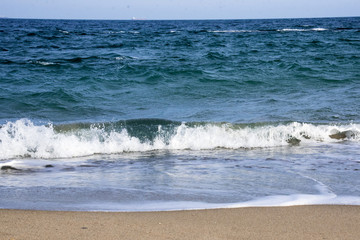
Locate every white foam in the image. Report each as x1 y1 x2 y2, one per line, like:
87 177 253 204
58 30 69 34
278 28 328 32
210 29 328 33
312 28 328 31
34 61 55 66
227 194 360 208
105 31 125 34
69 193 360 212
0 159 60 170
0 119 359 159
278 28 307 32
208 30 256 33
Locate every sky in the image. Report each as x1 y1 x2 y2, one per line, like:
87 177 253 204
1 0 359 20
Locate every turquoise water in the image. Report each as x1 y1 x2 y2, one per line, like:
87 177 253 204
0 17 360 211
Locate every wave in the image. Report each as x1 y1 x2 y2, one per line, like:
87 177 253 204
0 59 15 64
339 38 360 42
205 51 226 60
32 60 56 66
206 28 328 33
208 30 257 33
278 28 328 32
58 29 69 34
0 119 359 160
95 43 124 49
26 32 37 36
29 56 101 66
105 31 126 34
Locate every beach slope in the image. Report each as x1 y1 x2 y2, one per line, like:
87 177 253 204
1 205 359 240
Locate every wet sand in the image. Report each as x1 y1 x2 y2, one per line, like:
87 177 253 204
0 205 359 240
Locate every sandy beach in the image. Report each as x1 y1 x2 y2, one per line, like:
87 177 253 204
0 205 359 240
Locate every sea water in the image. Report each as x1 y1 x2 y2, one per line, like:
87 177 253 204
0 17 360 211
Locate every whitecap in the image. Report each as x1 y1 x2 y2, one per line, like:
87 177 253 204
278 28 328 32
34 61 55 66
0 119 359 160
106 31 125 34
278 28 307 32
58 30 69 34
208 30 256 33
312 27 328 31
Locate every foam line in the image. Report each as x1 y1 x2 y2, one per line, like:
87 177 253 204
0 119 359 159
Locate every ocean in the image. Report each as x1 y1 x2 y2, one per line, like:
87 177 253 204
0 17 360 211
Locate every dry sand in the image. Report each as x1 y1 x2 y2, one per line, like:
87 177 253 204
0 205 359 240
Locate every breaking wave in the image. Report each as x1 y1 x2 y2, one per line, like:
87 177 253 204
278 28 328 32
207 28 328 33
0 119 359 159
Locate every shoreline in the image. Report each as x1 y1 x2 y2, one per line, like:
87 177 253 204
1 205 360 239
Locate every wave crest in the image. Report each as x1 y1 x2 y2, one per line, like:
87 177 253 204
0 119 359 159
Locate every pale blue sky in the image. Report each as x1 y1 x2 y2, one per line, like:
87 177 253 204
1 0 359 20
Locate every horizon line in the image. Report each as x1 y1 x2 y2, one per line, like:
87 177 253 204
0 15 359 21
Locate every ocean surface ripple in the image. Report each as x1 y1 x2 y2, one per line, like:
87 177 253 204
1 17 359 124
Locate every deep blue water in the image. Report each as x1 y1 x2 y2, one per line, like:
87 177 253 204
1 17 360 124
0 17 360 211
